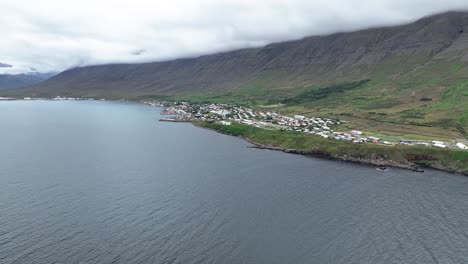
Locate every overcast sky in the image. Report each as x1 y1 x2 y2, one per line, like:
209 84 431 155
1 0 468 74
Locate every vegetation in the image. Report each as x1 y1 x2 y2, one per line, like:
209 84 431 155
282 80 370 105
196 121 468 175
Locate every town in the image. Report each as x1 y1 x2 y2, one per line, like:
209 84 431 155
144 100 468 150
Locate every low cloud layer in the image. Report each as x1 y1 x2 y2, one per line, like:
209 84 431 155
1 0 468 74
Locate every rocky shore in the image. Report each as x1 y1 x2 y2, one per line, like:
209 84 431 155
245 138 425 173
191 121 468 176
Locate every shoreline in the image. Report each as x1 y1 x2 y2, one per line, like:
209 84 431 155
3 99 466 176
190 121 468 176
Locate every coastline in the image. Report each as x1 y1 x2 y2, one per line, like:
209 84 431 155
3 98 466 176
190 121 468 176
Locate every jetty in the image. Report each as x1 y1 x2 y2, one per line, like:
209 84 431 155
159 118 191 123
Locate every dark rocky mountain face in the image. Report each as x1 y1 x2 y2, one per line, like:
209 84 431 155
16 11 468 98
0 73 55 90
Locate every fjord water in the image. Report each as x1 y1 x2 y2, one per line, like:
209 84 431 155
1 101 468 264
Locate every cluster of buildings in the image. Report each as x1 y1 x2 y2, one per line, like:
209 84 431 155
328 131 393 145
49 96 110 101
145 100 468 150
150 101 343 135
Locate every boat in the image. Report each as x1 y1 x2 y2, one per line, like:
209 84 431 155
376 166 388 172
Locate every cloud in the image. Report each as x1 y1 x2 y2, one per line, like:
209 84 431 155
1 0 468 74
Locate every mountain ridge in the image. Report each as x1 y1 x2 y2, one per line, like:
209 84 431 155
0 73 56 90
3 11 468 137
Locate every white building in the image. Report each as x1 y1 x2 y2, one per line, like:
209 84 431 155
456 143 468 150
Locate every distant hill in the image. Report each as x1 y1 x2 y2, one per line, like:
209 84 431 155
0 73 55 90
4 11 468 137
0 62 12 68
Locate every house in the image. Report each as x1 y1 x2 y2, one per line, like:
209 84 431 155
417 142 430 146
456 143 468 150
351 130 363 135
400 139 425 145
432 141 447 148
210 109 231 117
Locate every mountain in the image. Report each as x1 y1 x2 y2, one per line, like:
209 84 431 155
4 11 468 138
0 73 55 90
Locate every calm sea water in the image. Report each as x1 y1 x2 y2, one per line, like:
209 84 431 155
1 100 468 264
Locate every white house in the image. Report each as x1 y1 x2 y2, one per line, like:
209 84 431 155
456 143 468 150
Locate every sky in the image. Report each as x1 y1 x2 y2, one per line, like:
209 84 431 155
1 0 468 74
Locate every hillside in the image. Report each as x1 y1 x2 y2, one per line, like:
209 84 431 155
0 73 55 90
4 11 468 138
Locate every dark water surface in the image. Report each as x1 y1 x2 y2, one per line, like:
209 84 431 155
1 100 468 264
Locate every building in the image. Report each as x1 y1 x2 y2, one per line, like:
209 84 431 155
456 143 468 150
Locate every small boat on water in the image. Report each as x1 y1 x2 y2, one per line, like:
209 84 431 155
376 166 388 172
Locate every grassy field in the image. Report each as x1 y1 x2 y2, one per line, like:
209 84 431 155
196 121 468 175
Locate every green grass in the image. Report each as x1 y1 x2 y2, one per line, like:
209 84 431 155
197 121 468 173
282 80 370 105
